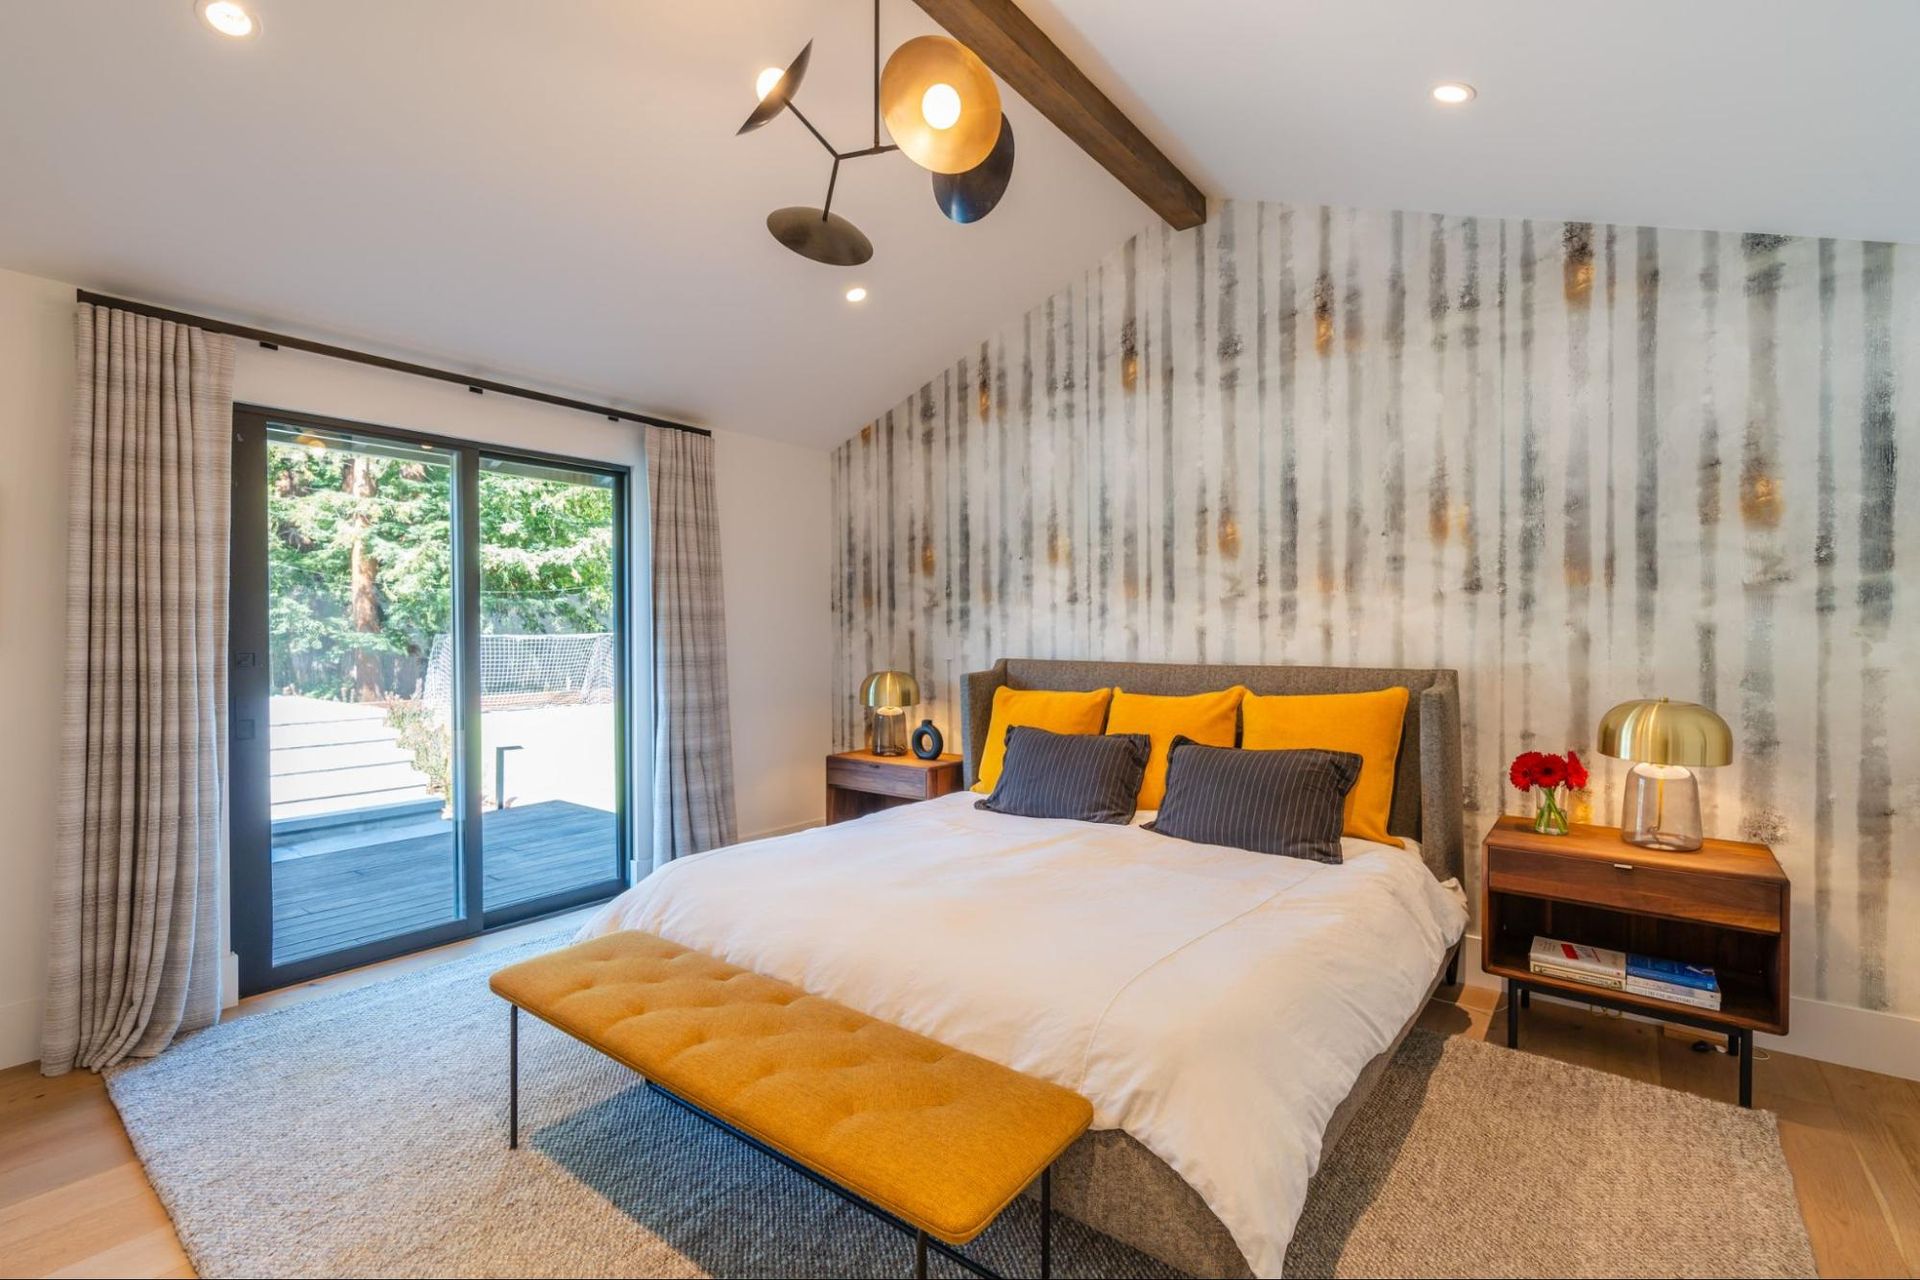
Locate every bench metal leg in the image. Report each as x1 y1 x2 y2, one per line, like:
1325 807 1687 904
509 1004 520 1150
649 1078 1019 1279
1040 1166 1052 1280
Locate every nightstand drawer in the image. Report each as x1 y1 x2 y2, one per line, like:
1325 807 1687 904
1488 846 1782 932
826 756 938 800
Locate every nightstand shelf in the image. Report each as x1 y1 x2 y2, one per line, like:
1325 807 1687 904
825 751 964 824
1483 937 1777 1031
1481 815 1790 1106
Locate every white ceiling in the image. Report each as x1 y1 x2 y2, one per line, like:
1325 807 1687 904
1027 0 1920 247
0 2 1913 450
0 1 1146 448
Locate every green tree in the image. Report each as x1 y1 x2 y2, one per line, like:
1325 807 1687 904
266 443 613 702
477 470 615 635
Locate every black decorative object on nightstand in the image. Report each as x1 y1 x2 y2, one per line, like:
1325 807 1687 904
911 719 944 760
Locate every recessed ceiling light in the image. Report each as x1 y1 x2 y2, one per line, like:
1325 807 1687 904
197 0 259 39
755 66 786 100
1432 82 1476 105
845 286 868 303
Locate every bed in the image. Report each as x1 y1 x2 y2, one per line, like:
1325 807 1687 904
582 659 1469 1278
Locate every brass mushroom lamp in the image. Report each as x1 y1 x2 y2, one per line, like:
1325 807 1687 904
860 669 921 757
1596 698 1733 851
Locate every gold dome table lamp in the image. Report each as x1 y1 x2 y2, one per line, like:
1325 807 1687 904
860 670 920 757
1596 698 1733 851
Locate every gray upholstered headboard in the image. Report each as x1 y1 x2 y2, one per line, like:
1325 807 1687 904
960 659 1465 886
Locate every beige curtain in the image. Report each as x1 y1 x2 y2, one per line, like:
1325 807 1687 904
41 305 235 1075
646 425 737 867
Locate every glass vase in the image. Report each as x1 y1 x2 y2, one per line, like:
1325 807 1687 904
1531 787 1570 836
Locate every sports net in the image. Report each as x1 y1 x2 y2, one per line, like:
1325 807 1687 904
418 632 615 714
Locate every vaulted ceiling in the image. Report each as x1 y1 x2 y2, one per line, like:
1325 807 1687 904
1027 0 1920 247
0 1 1912 449
0 1 1148 447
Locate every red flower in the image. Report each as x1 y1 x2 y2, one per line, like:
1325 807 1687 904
1511 749 1587 792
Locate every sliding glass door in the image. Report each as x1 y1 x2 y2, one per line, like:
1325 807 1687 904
253 423 463 969
477 457 625 912
230 407 629 995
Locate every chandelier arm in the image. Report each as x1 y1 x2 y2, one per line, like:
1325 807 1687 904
783 102 840 160
822 154 842 220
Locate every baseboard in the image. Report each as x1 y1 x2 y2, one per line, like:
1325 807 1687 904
1454 931 1919 1083
1755 993 1920 1082
0 994 41 1072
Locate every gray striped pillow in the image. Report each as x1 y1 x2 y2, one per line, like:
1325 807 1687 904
976 725 1152 824
1146 736 1363 863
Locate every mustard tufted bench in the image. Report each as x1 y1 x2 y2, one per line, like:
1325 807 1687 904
489 930 1093 1279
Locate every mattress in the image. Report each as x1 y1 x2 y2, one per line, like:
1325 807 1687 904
581 792 1467 1277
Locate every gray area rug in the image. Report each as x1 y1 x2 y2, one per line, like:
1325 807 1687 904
108 935 1815 1278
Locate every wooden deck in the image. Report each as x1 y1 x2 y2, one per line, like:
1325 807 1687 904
271 800 620 964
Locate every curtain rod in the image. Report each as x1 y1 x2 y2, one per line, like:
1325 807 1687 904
75 289 711 438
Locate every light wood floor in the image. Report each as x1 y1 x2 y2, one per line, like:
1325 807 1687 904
2 940 1915 1279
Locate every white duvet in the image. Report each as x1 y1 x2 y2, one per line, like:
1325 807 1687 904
581 792 1467 1277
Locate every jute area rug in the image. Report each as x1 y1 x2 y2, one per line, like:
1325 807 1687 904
106 935 1815 1278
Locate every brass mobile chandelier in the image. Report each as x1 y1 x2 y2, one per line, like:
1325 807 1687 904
739 1 1016 266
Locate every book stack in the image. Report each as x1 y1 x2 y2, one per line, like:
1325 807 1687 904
1528 937 1624 989
1528 936 1722 1011
1625 953 1722 1010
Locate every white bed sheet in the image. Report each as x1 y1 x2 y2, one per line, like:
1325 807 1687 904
581 792 1466 1277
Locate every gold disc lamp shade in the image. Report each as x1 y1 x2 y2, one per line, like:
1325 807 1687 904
880 36 1002 174
1596 698 1733 851
766 205 874 266
861 669 921 756
737 40 812 134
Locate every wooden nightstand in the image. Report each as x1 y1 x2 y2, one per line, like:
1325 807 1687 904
1481 815 1790 1107
825 751 964 825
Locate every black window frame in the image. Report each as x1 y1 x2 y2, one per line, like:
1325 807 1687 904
229 403 633 996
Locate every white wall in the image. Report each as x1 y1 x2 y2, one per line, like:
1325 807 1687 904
0 266 832 1069
0 268 76 1071
713 431 832 840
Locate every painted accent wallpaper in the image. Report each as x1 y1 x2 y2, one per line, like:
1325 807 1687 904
830 200 1916 1018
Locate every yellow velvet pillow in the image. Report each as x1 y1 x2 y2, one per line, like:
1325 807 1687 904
1239 687 1410 845
1105 687 1246 809
971 686 1115 793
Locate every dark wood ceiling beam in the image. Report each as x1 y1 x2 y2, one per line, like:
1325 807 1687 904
912 0 1207 229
